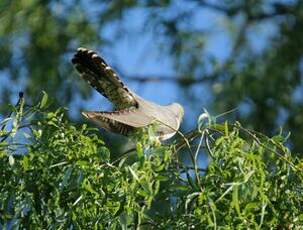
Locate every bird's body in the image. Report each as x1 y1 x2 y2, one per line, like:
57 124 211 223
72 48 184 140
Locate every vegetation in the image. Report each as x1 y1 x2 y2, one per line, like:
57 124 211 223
1 1 303 152
0 94 302 229
1 1 303 228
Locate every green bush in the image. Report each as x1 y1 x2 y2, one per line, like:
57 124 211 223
0 94 302 229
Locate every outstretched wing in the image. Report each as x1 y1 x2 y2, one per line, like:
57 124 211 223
72 48 138 110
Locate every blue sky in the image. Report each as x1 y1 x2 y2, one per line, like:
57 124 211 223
68 2 279 134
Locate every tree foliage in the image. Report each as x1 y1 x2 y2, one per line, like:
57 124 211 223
1 0 303 228
0 94 302 229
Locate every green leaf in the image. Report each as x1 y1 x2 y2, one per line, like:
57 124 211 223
119 213 128 230
22 156 29 171
185 192 200 213
62 167 72 187
232 184 241 216
128 166 139 181
9 155 15 166
39 91 48 109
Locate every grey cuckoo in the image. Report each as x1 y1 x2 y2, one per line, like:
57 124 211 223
72 48 184 140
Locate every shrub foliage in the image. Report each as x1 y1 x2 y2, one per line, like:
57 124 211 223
0 94 302 229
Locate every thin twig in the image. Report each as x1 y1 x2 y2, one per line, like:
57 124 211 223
111 147 136 165
193 129 205 191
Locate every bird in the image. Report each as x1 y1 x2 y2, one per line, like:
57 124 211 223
71 47 184 141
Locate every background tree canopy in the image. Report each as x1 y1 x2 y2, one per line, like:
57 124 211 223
0 1 302 152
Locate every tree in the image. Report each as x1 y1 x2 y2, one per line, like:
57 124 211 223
1 1 303 228
0 94 302 228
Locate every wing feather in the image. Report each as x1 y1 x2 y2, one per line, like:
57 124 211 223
82 110 156 128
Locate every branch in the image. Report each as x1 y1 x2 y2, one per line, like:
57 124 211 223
193 0 292 20
192 0 242 16
248 3 293 21
0 92 25 143
123 73 217 85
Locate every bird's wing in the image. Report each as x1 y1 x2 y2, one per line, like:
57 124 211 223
82 109 156 128
72 48 138 110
